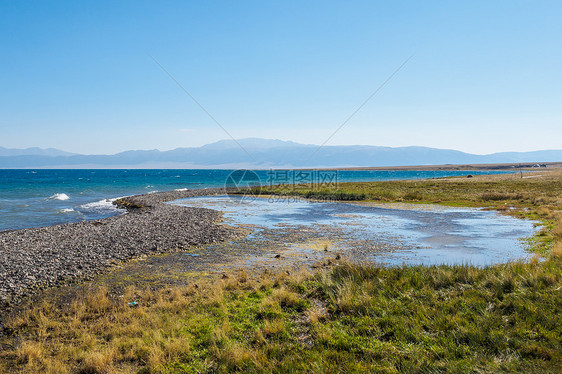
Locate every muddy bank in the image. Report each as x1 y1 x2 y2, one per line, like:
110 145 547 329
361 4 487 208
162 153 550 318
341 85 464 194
0 188 236 308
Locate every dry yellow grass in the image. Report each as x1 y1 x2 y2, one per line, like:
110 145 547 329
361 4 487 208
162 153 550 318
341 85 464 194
551 242 562 258
262 319 285 336
82 348 116 373
16 341 43 366
552 214 562 238
306 306 327 324
271 288 301 309
0 279 220 373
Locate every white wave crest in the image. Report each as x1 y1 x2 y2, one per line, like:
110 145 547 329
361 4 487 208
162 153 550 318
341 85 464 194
59 208 75 213
174 188 188 192
80 198 123 213
49 193 70 201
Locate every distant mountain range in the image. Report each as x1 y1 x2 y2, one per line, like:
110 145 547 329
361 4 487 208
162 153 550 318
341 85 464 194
0 146 76 157
1 138 561 168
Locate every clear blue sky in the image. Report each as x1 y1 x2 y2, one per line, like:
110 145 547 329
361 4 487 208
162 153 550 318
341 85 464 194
1 1 561 155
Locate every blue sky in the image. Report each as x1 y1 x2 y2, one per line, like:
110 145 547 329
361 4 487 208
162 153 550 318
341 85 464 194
1 1 561 155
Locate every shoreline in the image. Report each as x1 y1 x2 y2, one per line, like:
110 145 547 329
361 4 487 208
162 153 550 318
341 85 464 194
334 161 562 171
0 188 236 309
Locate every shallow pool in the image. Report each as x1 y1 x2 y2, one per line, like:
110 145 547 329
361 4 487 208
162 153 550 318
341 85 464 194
173 195 539 267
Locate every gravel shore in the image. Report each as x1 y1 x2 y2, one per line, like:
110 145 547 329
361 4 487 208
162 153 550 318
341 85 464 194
0 188 235 307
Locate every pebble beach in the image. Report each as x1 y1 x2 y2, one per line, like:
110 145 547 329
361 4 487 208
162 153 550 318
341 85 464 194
0 188 236 308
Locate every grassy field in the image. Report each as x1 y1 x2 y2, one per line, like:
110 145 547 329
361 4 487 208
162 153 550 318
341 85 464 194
1 171 561 373
251 171 562 213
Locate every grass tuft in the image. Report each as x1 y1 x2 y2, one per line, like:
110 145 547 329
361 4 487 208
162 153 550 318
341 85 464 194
80 348 116 373
551 241 562 258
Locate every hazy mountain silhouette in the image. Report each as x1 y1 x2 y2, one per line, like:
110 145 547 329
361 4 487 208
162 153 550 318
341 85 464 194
0 146 76 157
0 139 561 168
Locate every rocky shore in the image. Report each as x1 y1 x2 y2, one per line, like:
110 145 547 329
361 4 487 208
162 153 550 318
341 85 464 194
0 188 235 308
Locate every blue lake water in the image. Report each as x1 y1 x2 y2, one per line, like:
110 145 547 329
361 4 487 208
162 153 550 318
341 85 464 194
0 169 513 232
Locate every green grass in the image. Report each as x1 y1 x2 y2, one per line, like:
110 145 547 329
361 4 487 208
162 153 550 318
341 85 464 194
298 190 367 201
2 257 560 373
114 198 145 210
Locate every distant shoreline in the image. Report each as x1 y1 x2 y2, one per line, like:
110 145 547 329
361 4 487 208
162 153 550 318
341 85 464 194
334 161 562 171
2 161 561 171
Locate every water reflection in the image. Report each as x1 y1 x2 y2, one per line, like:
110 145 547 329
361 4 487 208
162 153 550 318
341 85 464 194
173 196 538 267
